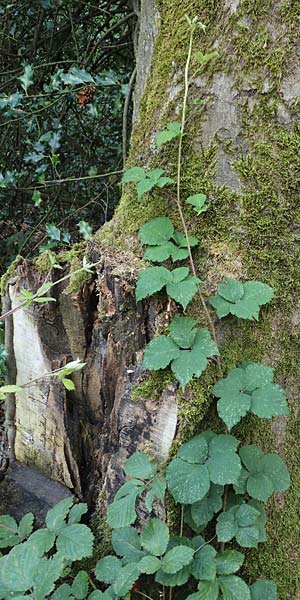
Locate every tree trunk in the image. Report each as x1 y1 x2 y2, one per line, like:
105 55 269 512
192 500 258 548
2 0 300 596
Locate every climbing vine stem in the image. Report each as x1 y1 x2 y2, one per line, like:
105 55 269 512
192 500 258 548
176 18 222 377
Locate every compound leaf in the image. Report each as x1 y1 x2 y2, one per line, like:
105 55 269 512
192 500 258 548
112 527 144 563
167 276 200 310
185 193 208 214
140 519 169 556
113 562 141 597
161 545 194 573
143 336 180 370
139 217 174 245
56 523 94 560
71 570 89 599
157 121 181 148
166 458 210 504
209 278 274 320
218 575 250 600
136 266 172 301
139 555 161 574
169 316 197 348
46 497 74 533
95 556 122 584
122 167 145 183
216 550 244 575
124 452 157 479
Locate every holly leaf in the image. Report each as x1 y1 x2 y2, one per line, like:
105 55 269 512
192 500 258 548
18 64 34 93
78 220 92 240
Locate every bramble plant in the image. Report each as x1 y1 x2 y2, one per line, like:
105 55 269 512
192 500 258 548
93 15 290 600
0 15 291 600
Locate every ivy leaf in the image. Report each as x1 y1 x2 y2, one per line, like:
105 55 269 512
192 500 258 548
218 575 251 599
156 121 181 148
143 335 181 370
250 580 277 599
237 445 290 501
213 363 289 431
161 546 194 573
32 190 42 207
139 217 174 245
166 275 200 310
166 458 210 504
209 278 274 320
124 452 157 479
136 266 172 301
185 193 208 214
140 519 169 556
95 556 122 584
18 64 34 93
169 316 197 348
78 220 92 240
56 523 94 560
216 550 245 575
112 527 145 563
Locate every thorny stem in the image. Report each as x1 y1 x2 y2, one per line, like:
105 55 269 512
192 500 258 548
135 592 156 600
176 21 222 378
180 504 184 537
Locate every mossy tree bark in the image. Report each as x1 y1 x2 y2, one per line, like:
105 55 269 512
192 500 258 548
2 0 300 596
99 1 300 596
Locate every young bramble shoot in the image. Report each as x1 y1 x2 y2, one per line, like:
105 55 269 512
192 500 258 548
122 166 174 200
156 121 181 148
139 216 199 263
213 362 289 431
136 266 200 310
209 277 274 319
185 193 208 215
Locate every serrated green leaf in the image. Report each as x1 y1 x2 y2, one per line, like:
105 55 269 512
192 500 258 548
71 571 89 599
122 167 145 183
155 564 191 587
51 582 73 600
170 245 189 261
34 554 65 600
18 513 34 537
216 550 244 575
4 542 41 592
251 383 289 418
171 347 208 389
139 555 161 574
172 230 199 248
68 503 88 525
210 279 274 320
145 476 166 512
139 217 174 245
46 496 74 532
143 242 176 262
218 278 244 303
107 490 139 528
95 556 122 584
191 484 223 526
217 392 251 432
250 580 277 599
136 178 156 200
113 562 141 597
169 316 197 348
238 445 290 501
136 266 172 301
56 523 94 560
140 519 169 556
185 193 208 214
156 121 181 147
114 479 145 501
143 335 180 371
167 275 200 310
216 511 238 543
124 451 157 479
197 579 220 600
27 528 56 554
112 527 144 563
207 435 241 485
177 434 208 464
166 458 210 504
88 592 112 600
161 545 194 573
0 515 19 548
218 574 251 599
191 545 217 581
